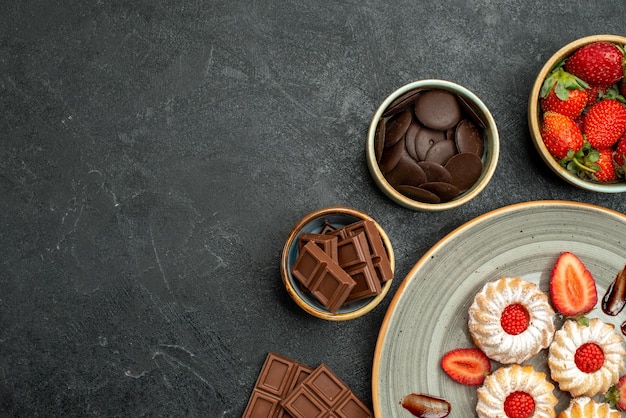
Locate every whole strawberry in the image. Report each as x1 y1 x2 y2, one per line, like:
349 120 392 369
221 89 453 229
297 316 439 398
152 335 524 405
584 99 626 149
541 111 584 159
540 67 589 118
614 134 626 175
592 148 618 182
565 41 625 86
586 85 608 107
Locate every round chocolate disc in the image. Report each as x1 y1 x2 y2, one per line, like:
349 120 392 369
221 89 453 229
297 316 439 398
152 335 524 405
420 181 461 202
374 118 385 162
455 119 484 156
395 185 441 204
424 139 457 165
404 121 420 161
378 136 405 173
444 152 483 192
384 154 427 187
384 109 412 148
414 89 462 131
383 89 423 117
417 160 453 183
415 126 446 161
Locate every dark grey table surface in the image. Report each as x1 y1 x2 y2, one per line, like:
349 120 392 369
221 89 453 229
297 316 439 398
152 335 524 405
2 1 625 416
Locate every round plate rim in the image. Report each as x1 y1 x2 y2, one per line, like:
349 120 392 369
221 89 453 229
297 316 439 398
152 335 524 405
371 199 626 417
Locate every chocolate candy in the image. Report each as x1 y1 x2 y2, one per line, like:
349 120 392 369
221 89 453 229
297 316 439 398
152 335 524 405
243 353 373 418
242 352 314 418
414 89 462 130
292 242 356 313
282 363 373 418
291 219 393 312
374 88 486 203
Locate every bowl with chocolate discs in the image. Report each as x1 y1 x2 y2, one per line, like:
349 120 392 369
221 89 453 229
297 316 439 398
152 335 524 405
528 34 626 192
366 79 500 211
280 206 394 321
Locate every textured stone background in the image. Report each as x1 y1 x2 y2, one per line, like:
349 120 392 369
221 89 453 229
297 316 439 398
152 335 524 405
1 0 625 416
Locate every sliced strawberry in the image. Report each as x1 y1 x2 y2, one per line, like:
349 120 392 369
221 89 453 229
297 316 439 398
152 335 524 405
549 252 598 317
440 348 490 386
606 374 626 411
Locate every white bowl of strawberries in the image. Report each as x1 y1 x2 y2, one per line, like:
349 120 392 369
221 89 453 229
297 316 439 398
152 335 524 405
529 34 626 193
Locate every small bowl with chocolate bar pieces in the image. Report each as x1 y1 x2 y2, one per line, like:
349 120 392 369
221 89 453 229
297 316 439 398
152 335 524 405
366 79 500 210
280 206 394 321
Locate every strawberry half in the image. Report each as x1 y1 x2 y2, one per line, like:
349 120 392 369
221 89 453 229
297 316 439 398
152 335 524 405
606 375 626 411
441 348 490 386
549 252 598 318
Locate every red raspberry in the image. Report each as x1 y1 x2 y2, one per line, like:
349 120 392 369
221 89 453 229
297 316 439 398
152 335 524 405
575 342 605 373
500 304 529 335
504 391 535 418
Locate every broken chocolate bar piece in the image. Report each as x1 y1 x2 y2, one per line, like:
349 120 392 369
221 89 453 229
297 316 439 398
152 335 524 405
281 363 373 418
242 352 314 418
343 220 393 283
337 232 381 302
297 233 338 262
292 242 356 313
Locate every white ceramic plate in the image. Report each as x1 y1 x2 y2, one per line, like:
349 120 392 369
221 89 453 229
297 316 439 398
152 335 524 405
372 200 626 417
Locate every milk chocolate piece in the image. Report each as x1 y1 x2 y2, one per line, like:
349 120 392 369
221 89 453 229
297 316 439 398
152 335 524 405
424 139 457 165
396 185 441 204
418 161 453 183
344 220 393 283
415 126 446 161
383 109 412 149
319 219 337 235
384 154 427 187
293 242 356 313
282 364 373 418
337 233 381 302
445 152 483 192
455 119 484 156
414 89 462 131
243 352 314 418
298 233 338 262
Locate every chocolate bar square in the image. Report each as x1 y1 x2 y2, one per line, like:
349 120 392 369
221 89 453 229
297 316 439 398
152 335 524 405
242 353 313 418
281 364 373 418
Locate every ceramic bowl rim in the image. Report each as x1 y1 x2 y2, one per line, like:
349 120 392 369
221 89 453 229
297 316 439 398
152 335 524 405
366 79 500 211
527 34 626 193
280 206 394 321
